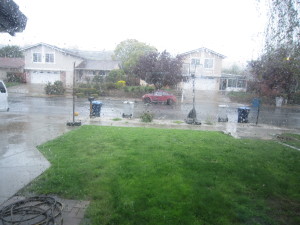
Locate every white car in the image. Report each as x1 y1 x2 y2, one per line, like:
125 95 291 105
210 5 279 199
0 80 9 112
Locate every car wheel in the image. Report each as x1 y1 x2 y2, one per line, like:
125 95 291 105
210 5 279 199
144 98 151 103
167 99 174 105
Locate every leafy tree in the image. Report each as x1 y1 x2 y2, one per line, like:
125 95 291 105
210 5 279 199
133 50 183 89
265 0 300 50
248 45 300 99
106 69 126 83
113 39 157 84
0 45 23 58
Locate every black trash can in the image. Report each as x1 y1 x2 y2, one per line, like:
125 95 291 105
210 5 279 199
91 101 102 117
237 107 250 123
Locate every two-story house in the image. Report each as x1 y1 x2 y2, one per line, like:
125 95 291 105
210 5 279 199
22 43 85 87
180 47 226 91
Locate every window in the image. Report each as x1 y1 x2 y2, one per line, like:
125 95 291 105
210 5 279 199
191 58 200 65
237 79 246 88
33 53 41 62
204 59 213 69
45 53 54 63
228 78 237 87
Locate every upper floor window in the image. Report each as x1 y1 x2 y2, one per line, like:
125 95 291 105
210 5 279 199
191 58 200 65
33 53 42 63
45 53 54 63
204 59 214 69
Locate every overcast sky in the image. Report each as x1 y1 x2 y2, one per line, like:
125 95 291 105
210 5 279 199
1 0 267 65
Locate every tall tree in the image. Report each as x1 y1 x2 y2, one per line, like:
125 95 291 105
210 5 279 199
133 50 183 89
113 39 157 77
249 45 300 99
0 45 23 58
265 0 300 51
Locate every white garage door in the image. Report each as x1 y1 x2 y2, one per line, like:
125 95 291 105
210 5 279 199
183 77 218 91
31 71 60 84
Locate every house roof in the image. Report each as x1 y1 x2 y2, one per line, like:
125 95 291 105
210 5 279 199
0 0 27 35
68 49 114 60
0 57 24 68
22 43 85 59
76 60 120 71
180 47 226 59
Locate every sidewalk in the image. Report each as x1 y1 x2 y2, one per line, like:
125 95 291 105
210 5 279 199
82 116 298 140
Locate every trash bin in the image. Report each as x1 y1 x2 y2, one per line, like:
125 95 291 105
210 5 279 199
122 101 134 118
91 101 102 117
237 107 250 123
218 105 228 122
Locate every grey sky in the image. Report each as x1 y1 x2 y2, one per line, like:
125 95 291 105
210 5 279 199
1 0 267 64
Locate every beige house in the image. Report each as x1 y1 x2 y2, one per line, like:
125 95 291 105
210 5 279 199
180 48 225 91
22 43 84 87
0 57 24 80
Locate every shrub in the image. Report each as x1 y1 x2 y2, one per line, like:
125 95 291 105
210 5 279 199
93 75 104 83
106 69 126 83
104 82 117 90
44 81 65 95
116 80 126 88
7 72 26 83
140 112 154 123
290 91 300 104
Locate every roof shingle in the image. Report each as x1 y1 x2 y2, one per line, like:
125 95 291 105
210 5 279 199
0 57 24 68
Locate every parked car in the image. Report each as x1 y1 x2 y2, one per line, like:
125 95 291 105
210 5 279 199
0 80 9 112
142 90 176 105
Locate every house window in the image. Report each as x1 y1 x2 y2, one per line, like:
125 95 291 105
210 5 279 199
191 58 200 65
228 78 237 87
237 79 246 88
204 59 213 69
33 53 42 62
45 53 54 63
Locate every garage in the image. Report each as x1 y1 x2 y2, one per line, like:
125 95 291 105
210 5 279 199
30 71 60 84
183 77 218 91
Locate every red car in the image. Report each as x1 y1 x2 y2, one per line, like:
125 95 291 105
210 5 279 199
142 90 176 105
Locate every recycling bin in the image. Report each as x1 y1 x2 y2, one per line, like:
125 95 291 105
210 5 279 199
237 106 250 123
122 101 134 118
91 101 102 117
218 105 228 122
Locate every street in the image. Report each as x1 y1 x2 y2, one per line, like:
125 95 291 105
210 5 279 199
5 95 300 129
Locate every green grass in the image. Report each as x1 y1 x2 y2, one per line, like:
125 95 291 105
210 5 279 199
5 81 22 87
173 120 184 124
111 118 122 121
25 126 300 225
277 133 300 149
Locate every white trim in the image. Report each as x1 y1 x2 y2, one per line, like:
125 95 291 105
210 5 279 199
25 67 62 71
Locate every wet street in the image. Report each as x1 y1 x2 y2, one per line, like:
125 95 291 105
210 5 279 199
5 95 300 129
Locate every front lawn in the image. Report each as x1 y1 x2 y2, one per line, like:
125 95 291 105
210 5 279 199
26 126 300 225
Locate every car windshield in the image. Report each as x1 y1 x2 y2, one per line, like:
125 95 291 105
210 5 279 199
0 0 299 225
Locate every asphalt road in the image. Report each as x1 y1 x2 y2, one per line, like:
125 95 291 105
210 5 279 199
5 95 300 129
